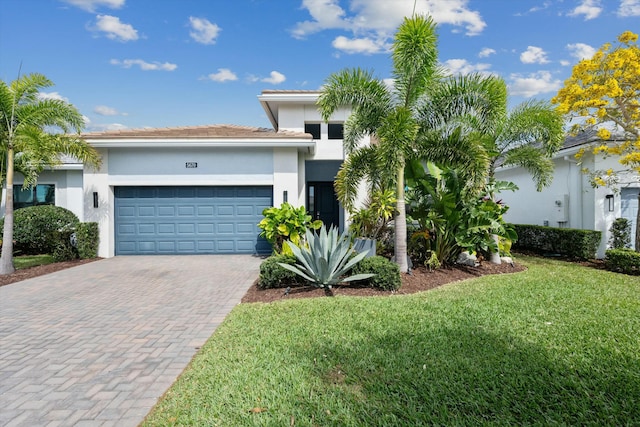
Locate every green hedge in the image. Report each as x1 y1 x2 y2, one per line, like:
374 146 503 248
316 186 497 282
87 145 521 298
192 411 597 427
351 255 401 291
76 222 99 259
1 205 79 256
604 249 640 275
512 224 601 260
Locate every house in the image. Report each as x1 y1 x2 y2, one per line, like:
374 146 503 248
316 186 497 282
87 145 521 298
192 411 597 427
3 90 365 258
495 131 640 257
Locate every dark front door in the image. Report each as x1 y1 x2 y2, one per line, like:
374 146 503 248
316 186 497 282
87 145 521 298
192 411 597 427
308 182 340 229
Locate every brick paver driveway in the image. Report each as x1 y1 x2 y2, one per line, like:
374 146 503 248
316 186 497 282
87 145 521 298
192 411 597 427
0 255 262 427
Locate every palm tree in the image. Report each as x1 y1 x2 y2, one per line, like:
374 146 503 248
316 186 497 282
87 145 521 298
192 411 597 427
419 74 564 262
318 15 440 273
0 73 101 274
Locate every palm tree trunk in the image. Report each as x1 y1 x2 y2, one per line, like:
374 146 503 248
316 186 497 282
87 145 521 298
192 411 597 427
395 165 409 273
0 147 16 275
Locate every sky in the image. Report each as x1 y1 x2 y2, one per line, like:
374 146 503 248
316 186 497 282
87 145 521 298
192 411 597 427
1 0 638 132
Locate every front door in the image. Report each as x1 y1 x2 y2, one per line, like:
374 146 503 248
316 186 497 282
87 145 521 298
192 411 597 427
307 182 340 229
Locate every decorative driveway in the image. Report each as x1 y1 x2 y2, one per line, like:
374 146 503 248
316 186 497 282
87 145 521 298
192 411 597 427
0 255 262 427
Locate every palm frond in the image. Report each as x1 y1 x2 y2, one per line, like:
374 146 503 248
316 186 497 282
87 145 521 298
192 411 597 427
502 145 555 191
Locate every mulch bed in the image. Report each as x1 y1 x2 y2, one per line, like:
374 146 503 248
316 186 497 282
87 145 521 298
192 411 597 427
0 258 100 288
241 260 527 303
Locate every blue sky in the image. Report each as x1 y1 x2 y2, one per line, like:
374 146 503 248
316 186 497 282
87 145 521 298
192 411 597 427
1 0 638 132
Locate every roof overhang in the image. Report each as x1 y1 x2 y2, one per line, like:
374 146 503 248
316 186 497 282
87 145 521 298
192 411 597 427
86 137 316 153
258 91 321 131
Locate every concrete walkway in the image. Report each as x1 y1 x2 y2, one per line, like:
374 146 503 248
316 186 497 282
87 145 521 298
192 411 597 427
0 255 262 427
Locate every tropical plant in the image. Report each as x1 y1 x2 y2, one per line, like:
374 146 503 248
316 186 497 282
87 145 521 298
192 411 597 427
418 74 563 263
258 203 322 254
278 225 374 295
552 30 640 249
348 189 396 239
406 161 517 265
0 72 101 274
318 14 441 273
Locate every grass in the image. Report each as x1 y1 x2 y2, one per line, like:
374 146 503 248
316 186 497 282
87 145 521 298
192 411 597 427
14 254 55 270
143 256 640 426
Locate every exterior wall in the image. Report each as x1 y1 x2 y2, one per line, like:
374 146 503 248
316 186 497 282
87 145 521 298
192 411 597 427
84 147 279 258
1 169 84 220
277 104 352 160
496 151 640 258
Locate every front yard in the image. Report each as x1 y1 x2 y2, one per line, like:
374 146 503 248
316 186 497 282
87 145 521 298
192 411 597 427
144 256 639 426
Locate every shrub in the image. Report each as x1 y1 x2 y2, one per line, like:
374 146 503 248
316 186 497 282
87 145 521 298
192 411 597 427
258 254 304 289
609 218 632 249
258 203 322 254
1 205 79 255
512 224 601 260
604 249 640 275
76 222 99 259
351 255 401 291
52 224 78 262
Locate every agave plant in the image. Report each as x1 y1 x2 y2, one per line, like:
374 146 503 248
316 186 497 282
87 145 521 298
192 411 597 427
278 225 374 294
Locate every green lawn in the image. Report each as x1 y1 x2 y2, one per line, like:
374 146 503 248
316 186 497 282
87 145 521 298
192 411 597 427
143 256 639 426
14 254 55 269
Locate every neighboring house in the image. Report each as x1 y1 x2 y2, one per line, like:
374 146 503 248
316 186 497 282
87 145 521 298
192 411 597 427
495 131 640 257
2 90 362 258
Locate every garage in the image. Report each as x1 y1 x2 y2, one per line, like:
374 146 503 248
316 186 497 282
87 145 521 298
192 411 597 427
114 186 272 255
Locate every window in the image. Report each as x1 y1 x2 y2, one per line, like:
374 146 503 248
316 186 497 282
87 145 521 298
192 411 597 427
304 123 321 139
14 184 55 209
328 123 344 140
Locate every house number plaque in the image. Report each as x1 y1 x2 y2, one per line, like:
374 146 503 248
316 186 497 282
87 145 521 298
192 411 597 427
185 162 198 168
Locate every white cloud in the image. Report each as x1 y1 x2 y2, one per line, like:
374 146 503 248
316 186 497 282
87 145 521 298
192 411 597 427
560 60 571 66
86 122 128 132
37 92 69 102
520 46 549 64
618 0 640 16
292 0 486 46
332 36 385 54
508 71 562 97
441 59 492 75
92 14 138 41
478 47 496 58
61 0 124 12
568 0 602 20
188 17 220 45
205 68 238 82
93 105 124 116
110 59 177 71
567 42 596 60
261 71 286 85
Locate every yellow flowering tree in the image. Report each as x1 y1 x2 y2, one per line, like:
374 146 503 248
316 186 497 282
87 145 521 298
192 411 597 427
553 30 640 250
553 30 639 187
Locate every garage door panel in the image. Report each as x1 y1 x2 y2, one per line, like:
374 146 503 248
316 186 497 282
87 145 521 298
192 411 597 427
115 186 271 255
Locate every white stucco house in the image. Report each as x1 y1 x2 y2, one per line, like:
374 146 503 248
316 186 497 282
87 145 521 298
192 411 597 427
495 131 640 257
3 90 365 258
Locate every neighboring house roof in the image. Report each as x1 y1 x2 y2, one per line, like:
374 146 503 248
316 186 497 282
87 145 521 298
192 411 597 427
82 124 315 151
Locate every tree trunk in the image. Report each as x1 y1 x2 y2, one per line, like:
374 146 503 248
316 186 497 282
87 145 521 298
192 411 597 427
489 234 502 264
0 147 16 275
395 165 409 273
636 193 640 252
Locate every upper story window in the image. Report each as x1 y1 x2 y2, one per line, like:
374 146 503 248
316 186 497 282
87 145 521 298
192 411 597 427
304 123 321 139
14 184 55 209
328 123 344 140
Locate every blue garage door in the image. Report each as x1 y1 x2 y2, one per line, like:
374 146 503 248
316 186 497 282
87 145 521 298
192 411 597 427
115 186 272 255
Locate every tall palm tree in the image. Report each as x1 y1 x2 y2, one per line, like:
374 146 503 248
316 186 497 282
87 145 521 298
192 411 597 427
0 73 101 274
318 15 440 273
419 74 564 262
